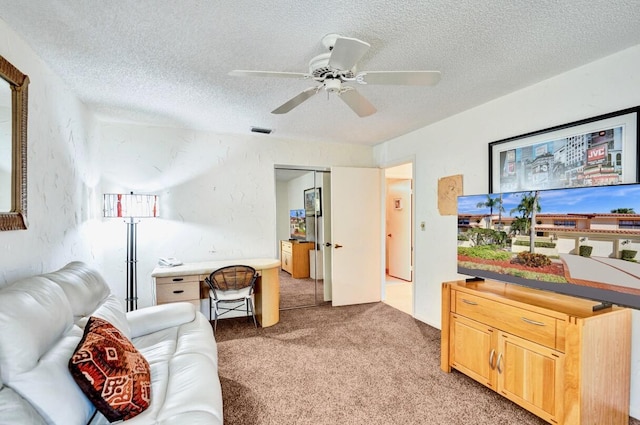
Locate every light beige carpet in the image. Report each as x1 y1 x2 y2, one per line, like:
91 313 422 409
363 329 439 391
278 269 325 309
214 302 638 425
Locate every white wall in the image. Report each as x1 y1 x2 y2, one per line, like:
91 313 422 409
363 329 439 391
374 44 640 419
97 122 374 308
0 18 100 287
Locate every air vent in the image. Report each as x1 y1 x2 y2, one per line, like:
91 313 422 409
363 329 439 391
251 126 273 134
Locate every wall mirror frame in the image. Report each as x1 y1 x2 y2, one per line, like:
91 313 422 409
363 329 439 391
0 55 29 231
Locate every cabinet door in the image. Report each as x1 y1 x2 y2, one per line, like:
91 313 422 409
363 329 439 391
282 250 293 274
450 314 497 389
497 332 563 423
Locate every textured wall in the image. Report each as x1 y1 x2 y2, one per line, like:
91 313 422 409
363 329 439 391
374 44 640 419
0 18 100 287
96 123 374 308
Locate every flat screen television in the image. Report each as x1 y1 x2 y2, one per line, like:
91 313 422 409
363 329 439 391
289 209 306 241
457 183 640 309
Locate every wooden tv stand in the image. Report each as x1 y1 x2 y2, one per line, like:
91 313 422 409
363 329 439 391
441 279 631 425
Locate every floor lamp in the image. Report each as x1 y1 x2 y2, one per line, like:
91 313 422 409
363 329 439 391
103 192 159 312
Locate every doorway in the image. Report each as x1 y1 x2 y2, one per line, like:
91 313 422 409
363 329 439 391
383 163 413 316
275 167 330 309
275 165 383 310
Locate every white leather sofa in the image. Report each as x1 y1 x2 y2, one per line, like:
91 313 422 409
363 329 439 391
0 261 223 424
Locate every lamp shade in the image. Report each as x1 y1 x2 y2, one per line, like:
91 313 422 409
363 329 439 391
103 193 159 218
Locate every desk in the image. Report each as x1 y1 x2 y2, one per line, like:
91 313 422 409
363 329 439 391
151 258 281 327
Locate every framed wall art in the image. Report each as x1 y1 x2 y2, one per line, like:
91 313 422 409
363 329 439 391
304 187 322 217
489 106 639 193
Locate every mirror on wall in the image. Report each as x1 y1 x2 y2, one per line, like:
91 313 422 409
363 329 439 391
0 55 29 231
275 167 330 309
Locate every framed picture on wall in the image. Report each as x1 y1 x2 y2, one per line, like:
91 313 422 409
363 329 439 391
488 106 639 193
304 187 322 217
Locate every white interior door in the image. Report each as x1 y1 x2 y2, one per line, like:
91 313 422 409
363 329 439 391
330 166 381 306
387 179 412 281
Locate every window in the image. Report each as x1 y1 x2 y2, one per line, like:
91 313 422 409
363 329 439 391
553 220 576 227
619 220 640 229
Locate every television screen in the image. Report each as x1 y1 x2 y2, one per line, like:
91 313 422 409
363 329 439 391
289 209 306 240
457 183 640 309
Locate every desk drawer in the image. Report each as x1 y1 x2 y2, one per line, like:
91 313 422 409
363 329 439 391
156 275 199 285
455 292 558 350
157 280 200 304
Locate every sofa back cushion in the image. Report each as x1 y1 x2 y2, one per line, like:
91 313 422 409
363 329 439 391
44 261 131 338
0 276 72 378
42 261 111 317
0 274 94 424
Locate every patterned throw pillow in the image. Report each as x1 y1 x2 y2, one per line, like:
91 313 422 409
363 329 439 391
68 316 151 422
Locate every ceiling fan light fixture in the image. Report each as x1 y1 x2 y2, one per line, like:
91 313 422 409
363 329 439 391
324 78 342 93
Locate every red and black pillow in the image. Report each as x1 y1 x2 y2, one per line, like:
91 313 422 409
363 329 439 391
69 316 151 422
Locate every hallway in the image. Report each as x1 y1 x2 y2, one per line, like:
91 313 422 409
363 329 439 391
383 275 412 315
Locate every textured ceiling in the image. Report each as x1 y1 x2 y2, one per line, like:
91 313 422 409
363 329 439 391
0 1 639 146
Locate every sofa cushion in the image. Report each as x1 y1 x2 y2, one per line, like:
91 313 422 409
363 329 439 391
78 294 132 339
0 385 47 425
69 316 151 422
0 276 73 379
46 262 131 338
0 276 94 425
43 262 111 315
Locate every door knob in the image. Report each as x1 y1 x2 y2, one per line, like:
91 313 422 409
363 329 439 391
334 244 343 249
387 234 392 237
324 242 332 247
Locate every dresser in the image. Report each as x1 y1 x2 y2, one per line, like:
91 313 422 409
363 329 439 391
441 279 631 425
280 240 314 278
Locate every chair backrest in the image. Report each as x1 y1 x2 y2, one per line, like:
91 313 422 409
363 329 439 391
206 265 257 294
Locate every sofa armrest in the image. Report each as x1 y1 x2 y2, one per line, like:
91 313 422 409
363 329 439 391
127 302 197 338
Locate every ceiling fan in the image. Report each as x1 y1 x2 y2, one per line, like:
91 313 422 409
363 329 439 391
229 34 441 117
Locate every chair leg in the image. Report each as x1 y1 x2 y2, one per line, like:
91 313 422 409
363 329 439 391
247 298 257 328
213 301 218 332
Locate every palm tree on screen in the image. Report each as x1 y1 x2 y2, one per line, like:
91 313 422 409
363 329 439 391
476 195 504 228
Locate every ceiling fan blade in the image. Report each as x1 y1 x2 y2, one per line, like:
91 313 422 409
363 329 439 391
229 70 310 79
339 88 376 117
271 87 319 114
355 70 441 86
328 36 370 71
